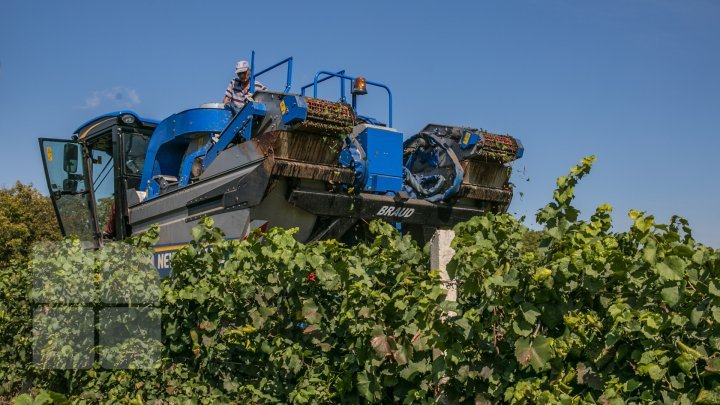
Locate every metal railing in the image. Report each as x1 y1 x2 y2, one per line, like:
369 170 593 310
249 51 294 93
300 70 346 102
302 71 393 127
246 51 393 127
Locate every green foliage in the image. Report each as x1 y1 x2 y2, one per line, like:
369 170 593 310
0 264 33 399
161 217 445 403
0 182 60 399
13 389 68 405
2 157 720 403
444 156 720 404
0 182 60 268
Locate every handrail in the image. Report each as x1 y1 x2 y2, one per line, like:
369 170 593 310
300 70 345 101
245 52 394 126
250 51 256 93
249 51 294 93
362 79 393 128
308 71 393 127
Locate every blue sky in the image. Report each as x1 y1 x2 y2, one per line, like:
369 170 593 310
1 0 718 246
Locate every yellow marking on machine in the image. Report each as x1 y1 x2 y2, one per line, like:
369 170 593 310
46 146 53 161
153 244 187 253
78 117 115 140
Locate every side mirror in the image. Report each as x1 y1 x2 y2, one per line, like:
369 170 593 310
63 143 79 174
62 178 78 193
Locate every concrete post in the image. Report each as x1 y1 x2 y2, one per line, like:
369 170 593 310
430 229 457 304
430 229 457 400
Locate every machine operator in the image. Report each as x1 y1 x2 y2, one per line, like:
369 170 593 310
223 60 267 111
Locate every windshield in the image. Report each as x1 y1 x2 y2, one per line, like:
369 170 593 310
123 131 150 190
40 139 95 242
87 133 115 235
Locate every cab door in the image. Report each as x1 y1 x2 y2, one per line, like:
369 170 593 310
39 138 100 247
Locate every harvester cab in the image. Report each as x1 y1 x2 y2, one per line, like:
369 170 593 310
40 111 157 246
39 53 523 271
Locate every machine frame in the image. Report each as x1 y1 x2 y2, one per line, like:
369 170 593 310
39 52 522 271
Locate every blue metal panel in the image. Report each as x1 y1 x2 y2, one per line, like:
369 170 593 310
139 108 233 194
459 130 480 150
280 95 308 125
368 175 404 194
357 127 404 193
165 108 233 136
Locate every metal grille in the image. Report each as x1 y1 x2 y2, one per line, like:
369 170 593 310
476 132 520 163
291 98 356 135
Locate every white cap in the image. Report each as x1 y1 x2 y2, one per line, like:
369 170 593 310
235 60 250 73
